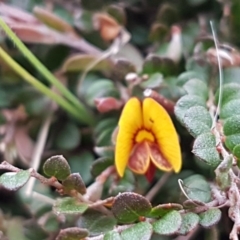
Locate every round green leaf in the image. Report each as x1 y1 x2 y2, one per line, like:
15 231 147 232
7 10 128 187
183 174 211 203
121 222 153 240
223 115 240 151
110 169 135 195
215 82 240 106
56 227 89 240
177 71 202 86
149 23 168 42
53 197 88 215
183 106 212 137
85 79 119 106
183 78 208 100
174 95 206 124
192 132 221 167
54 122 81 151
220 99 240 120
199 208 222 228
142 54 176 76
216 171 231 191
152 210 182 235
233 144 240 159
111 58 137 81
112 192 152 223
140 73 163 89
223 68 240 84
43 155 71 181
149 203 183 218
0 113 6 125
90 157 114 178
62 173 86 194
78 210 116 236
104 231 121 240
178 212 199 235
68 152 94 185
107 5 126 25
96 128 115 147
94 118 118 137
0 170 30 191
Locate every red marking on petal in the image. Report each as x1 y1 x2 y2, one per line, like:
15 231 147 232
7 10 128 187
128 141 150 174
145 161 156 183
148 142 172 172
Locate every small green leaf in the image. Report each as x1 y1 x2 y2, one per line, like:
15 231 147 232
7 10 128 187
43 155 71 181
104 231 122 240
110 169 135 195
183 106 212 137
223 68 240 84
223 115 240 151
94 117 118 137
62 54 114 72
112 192 152 223
149 203 183 218
33 7 74 34
85 79 119 107
199 208 222 228
233 144 240 159
96 128 115 147
53 197 88 215
107 5 126 25
192 132 221 167
0 170 30 191
78 210 116 236
121 222 153 240
215 83 240 106
174 95 206 124
183 79 208 100
68 152 94 185
220 99 240 120
186 57 210 82
216 171 230 191
0 113 6 124
56 227 89 240
149 23 168 42
177 71 202 86
140 73 163 89
215 156 232 190
90 157 114 178
111 59 137 81
62 173 86 194
153 210 182 235
142 54 176 76
54 122 81 150
178 212 199 235
183 174 211 203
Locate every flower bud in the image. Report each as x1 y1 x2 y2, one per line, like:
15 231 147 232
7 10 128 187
94 97 123 113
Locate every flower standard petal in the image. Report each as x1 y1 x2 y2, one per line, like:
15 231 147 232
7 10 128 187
128 141 150 174
115 98 143 177
143 98 182 173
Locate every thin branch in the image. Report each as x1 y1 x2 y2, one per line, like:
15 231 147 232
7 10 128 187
145 172 171 201
25 113 53 197
85 224 134 240
0 161 63 190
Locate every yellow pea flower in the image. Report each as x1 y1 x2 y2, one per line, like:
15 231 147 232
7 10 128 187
115 97 181 180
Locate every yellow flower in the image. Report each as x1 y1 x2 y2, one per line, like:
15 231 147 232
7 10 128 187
115 97 181 179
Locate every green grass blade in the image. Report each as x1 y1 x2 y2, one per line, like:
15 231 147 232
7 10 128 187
0 17 92 123
0 47 91 123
